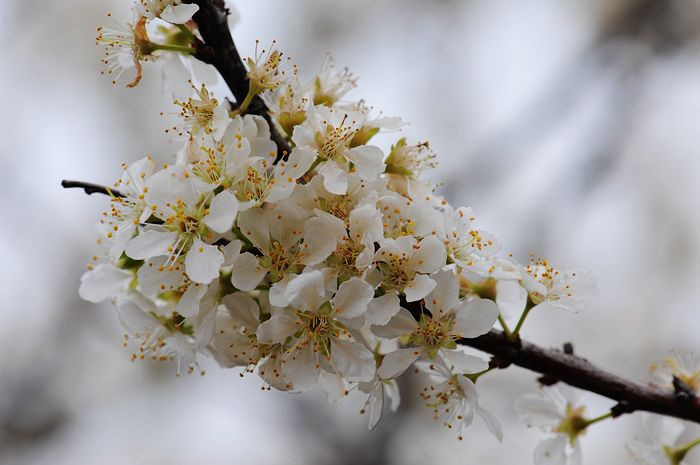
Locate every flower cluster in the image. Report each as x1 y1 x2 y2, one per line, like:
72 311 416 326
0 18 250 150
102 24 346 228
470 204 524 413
81 4 600 440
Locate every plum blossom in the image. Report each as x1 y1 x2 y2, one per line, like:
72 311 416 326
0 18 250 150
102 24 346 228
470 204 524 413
374 270 497 378
255 270 376 392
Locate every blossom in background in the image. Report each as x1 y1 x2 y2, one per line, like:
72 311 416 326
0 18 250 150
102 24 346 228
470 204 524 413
651 350 700 395
515 385 595 465
627 414 700 465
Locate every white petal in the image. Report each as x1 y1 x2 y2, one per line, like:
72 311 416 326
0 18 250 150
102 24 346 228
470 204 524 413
404 274 436 302
269 274 294 307
377 348 421 379
366 381 384 430
231 253 267 290
203 190 238 234
222 291 260 330
283 344 320 392
160 3 199 23
365 293 401 326
371 307 418 339
345 145 384 179
332 339 376 382
176 283 207 317
332 277 374 319
124 230 177 260
349 203 383 244
514 394 564 428
285 270 327 313
256 314 298 344
533 435 568 465
453 297 499 338
301 217 337 265
136 257 186 296
185 239 224 284
319 160 348 195
78 264 132 303
478 406 503 442
413 235 447 273
115 293 157 333
425 269 459 316
439 349 488 374
385 380 401 411
212 106 229 140
221 239 242 266
496 279 527 318
318 370 347 402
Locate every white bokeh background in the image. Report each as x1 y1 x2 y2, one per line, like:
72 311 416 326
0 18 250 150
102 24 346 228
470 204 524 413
2 0 700 463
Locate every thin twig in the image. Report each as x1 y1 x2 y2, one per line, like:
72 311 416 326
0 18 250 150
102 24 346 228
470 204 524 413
185 0 292 160
61 180 123 197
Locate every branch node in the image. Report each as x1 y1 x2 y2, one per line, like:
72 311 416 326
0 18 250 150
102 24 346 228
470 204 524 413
537 374 560 386
611 400 634 417
563 342 574 355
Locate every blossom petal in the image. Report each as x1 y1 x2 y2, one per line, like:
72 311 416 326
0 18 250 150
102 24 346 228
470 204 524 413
478 406 503 442
404 274 436 302
222 291 260 330
332 277 374 319
285 270 327 313
185 239 224 284
453 297 499 338
413 235 446 273
203 190 238 234
124 230 177 260
377 348 421 379
533 435 568 465
160 3 199 23
439 349 488 374
256 314 298 344
365 293 401 326
177 283 208 317
332 339 375 382
231 252 267 290
514 394 564 428
283 344 320 392
78 264 132 303
318 160 348 195
301 217 337 265
371 307 418 339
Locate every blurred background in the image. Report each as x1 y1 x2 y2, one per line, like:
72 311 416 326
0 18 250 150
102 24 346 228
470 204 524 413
2 0 700 463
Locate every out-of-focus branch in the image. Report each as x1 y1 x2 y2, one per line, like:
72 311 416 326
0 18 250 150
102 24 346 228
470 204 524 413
61 180 123 197
459 329 700 423
184 0 292 159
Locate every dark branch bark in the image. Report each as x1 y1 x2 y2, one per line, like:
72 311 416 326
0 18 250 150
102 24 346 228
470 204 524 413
61 180 123 197
185 0 292 160
458 329 700 423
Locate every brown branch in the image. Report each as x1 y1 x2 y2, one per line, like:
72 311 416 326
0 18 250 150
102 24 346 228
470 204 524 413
457 329 700 423
61 180 123 197
184 0 292 160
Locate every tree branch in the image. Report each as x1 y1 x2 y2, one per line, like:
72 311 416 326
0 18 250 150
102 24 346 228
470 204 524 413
61 180 123 197
63 177 700 423
458 329 700 423
185 0 292 160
